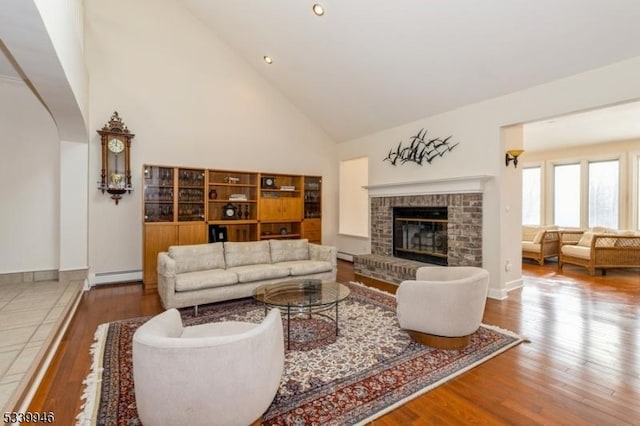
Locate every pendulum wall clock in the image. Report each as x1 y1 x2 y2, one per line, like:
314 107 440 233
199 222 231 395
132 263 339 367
97 111 134 205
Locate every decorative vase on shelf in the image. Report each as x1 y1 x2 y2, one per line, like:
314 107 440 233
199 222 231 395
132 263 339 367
209 189 218 200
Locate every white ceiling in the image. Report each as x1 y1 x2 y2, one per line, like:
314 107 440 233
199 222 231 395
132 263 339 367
2 0 640 145
524 101 640 151
183 0 640 142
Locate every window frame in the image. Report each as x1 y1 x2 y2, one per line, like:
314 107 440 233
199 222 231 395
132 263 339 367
550 161 582 228
537 153 625 229
522 165 543 225
587 158 620 229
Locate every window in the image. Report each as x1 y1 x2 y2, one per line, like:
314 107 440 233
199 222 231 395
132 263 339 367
588 160 619 229
522 167 541 225
554 163 581 227
339 157 369 237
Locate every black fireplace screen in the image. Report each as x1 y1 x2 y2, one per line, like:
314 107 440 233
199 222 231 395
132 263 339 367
393 206 448 266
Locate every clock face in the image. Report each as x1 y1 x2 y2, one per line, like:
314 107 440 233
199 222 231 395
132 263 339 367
265 178 274 186
223 203 236 218
108 138 125 154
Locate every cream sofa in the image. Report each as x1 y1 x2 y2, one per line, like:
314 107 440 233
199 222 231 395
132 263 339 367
559 228 640 275
522 225 560 265
157 239 337 311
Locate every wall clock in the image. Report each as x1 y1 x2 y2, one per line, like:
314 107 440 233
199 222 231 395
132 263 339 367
97 112 134 205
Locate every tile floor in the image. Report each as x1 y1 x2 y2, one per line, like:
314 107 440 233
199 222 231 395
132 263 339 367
0 279 82 411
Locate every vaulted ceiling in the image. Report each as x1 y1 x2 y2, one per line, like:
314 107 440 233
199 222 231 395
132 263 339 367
183 0 640 143
2 0 640 145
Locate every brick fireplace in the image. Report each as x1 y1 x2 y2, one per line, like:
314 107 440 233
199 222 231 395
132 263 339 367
355 190 483 285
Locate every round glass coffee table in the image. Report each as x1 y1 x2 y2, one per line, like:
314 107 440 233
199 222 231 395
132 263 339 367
254 279 351 349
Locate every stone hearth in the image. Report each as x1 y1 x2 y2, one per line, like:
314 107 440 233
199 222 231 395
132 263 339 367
355 192 482 285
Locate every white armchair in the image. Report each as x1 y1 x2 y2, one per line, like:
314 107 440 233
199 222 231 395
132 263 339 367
397 266 489 349
132 308 284 426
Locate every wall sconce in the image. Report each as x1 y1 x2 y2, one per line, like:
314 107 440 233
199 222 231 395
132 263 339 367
505 149 524 168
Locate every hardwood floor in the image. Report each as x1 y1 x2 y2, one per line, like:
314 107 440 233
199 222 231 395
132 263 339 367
29 260 639 424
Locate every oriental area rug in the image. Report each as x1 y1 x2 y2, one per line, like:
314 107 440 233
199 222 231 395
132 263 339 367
77 282 525 425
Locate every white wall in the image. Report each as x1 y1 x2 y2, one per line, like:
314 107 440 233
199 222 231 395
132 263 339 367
84 0 338 276
59 141 88 271
338 56 640 298
0 78 60 273
34 0 89 131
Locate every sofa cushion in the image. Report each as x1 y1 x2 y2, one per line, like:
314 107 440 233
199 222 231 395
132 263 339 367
226 264 290 283
561 244 591 260
276 260 333 276
577 232 595 247
532 231 544 244
175 269 238 292
169 243 225 274
270 239 310 263
521 242 541 253
591 226 615 233
522 226 539 242
224 241 272 268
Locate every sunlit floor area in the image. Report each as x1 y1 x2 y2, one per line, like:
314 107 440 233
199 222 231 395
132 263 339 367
0 279 82 411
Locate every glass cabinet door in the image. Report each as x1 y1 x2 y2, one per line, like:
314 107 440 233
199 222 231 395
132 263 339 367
143 166 174 222
304 176 322 218
177 168 205 221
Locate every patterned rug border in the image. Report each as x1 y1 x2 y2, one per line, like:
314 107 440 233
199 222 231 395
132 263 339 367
76 281 526 425
355 322 525 425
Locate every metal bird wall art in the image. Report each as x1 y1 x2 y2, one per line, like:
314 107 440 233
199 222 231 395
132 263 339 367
383 128 458 166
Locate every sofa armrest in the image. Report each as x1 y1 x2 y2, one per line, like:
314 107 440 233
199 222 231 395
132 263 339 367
157 252 176 309
157 252 176 277
309 243 337 268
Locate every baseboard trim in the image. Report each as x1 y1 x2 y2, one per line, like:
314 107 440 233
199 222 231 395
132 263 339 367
487 288 508 300
337 252 355 262
487 277 523 300
506 277 524 293
89 270 142 286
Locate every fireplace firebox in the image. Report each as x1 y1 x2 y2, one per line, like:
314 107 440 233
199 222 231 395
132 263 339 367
393 206 448 266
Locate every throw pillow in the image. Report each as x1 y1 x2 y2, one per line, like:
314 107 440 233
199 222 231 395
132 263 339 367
577 232 594 247
532 231 544 244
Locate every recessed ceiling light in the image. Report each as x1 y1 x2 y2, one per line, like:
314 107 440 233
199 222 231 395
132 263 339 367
263 56 273 64
312 3 324 16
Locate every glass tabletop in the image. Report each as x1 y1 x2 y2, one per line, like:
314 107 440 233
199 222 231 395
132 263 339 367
254 279 350 308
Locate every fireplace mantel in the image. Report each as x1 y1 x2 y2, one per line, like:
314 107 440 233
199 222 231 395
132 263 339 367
364 175 493 197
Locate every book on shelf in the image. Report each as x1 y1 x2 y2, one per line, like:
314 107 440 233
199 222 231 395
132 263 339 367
280 185 296 191
229 194 248 201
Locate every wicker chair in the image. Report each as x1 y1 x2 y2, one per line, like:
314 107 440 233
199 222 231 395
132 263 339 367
522 225 559 265
559 230 640 275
